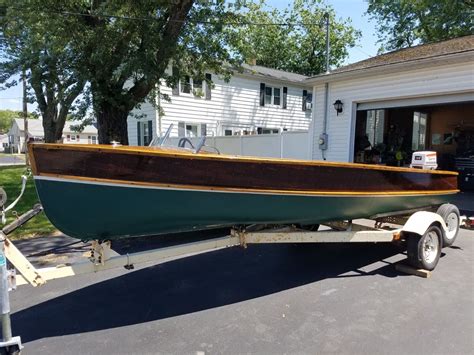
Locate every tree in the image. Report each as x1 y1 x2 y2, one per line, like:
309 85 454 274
0 1 86 142
1 0 248 144
0 109 37 133
1 1 358 144
367 0 474 52
230 0 360 76
17 0 248 144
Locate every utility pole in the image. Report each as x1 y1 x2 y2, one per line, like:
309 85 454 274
22 69 29 166
324 12 330 74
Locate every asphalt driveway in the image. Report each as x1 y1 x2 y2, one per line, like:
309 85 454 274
0 154 25 166
7 227 474 354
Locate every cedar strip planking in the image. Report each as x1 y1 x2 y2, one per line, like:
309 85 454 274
31 145 458 193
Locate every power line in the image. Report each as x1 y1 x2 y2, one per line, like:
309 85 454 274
0 5 326 28
354 46 375 59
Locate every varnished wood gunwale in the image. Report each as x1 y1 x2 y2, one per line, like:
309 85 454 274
36 174 459 196
28 143 459 194
28 143 458 176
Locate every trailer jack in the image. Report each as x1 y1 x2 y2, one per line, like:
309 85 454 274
1 204 43 354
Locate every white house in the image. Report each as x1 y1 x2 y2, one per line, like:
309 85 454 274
0 134 8 152
128 64 313 146
306 35 474 172
8 118 98 153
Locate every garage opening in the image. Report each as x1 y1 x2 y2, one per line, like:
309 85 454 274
354 101 474 190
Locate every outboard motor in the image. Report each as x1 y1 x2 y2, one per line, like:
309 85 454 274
410 151 438 170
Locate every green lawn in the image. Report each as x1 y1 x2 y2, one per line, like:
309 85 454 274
0 165 57 238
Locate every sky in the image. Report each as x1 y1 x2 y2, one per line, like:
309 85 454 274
0 0 379 112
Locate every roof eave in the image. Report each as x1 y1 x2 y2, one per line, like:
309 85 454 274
235 70 311 86
305 51 474 86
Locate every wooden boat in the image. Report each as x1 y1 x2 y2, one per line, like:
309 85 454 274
28 143 459 241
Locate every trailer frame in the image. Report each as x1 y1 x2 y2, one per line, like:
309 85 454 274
0 203 463 354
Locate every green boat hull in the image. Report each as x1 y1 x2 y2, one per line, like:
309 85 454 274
34 178 453 241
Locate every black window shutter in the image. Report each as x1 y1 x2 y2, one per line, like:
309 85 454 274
147 120 153 145
137 122 141 146
172 66 180 95
260 83 265 106
283 87 288 109
205 73 212 100
201 123 207 136
302 90 308 111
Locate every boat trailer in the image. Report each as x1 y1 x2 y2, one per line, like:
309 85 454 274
0 188 465 354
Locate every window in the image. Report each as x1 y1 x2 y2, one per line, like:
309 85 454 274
366 110 385 147
412 112 427 151
70 135 76 142
265 87 272 104
302 91 313 111
257 127 280 134
178 122 208 137
88 135 98 144
273 88 281 106
143 122 150 145
137 120 153 146
66 134 71 141
186 124 198 137
179 76 207 98
181 75 191 94
221 125 251 136
263 86 283 106
193 78 203 96
306 93 313 110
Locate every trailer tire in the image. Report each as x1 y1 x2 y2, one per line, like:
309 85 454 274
436 204 460 247
407 225 442 271
0 345 21 355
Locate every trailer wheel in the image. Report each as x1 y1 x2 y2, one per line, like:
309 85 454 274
0 345 21 355
407 225 442 271
436 204 460 247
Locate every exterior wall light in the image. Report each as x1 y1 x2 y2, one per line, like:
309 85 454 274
333 99 343 115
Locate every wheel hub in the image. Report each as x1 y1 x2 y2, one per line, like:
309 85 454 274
445 212 459 240
422 231 439 264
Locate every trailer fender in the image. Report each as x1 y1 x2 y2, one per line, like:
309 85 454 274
401 211 447 237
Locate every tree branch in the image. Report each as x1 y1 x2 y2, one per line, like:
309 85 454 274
126 0 195 111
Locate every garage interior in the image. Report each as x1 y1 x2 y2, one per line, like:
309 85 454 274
354 101 474 190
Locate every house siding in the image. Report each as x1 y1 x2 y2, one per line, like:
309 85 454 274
128 72 312 145
311 61 474 162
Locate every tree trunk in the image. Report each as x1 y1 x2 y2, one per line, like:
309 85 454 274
96 105 130 145
42 111 66 143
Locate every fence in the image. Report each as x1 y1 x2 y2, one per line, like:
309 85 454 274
166 131 311 160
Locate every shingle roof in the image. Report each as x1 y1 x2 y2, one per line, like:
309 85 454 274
13 119 97 136
241 64 308 83
13 119 44 136
308 35 474 79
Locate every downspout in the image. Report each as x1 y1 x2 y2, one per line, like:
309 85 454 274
320 12 330 161
322 82 329 161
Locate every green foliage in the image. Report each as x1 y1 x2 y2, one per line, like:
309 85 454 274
0 166 57 239
1 0 360 143
0 109 37 133
367 0 474 51
0 0 87 142
229 0 360 76
1 0 253 143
